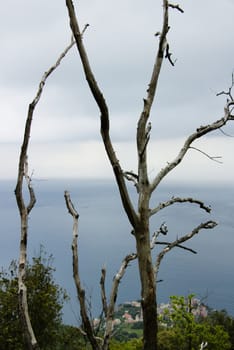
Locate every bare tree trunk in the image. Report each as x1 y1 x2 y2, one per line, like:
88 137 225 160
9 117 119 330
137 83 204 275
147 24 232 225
15 155 38 350
64 191 102 350
15 39 74 350
136 230 158 350
18 210 39 350
64 1 234 350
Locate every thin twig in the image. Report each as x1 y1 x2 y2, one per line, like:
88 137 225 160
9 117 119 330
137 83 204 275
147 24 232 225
168 3 184 13
216 72 234 101
156 241 197 254
165 43 175 66
219 128 234 137
123 171 139 191
189 146 223 163
150 101 234 192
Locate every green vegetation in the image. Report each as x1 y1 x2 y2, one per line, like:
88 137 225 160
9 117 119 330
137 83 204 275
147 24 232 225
113 323 143 342
157 295 231 350
110 338 143 350
110 296 234 349
1 253 234 350
0 248 68 350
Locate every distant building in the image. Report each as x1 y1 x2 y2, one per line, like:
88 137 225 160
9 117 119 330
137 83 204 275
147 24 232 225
131 301 141 308
123 311 134 323
92 297 208 329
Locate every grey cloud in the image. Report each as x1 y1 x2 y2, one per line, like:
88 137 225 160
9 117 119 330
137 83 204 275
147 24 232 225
1 0 234 145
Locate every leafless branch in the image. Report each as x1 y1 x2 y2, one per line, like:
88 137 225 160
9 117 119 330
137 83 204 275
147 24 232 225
219 128 234 137
123 171 139 191
165 43 176 66
64 190 79 219
216 75 234 122
154 220 217 277
100 267 108 317
31 36 75 107
24 157 36 214
150 223 169 249
15 36 75 215
216 72 234 101
64 191 102 350
156 241 197 254
150 223 197 253
169 3 184 13
65 188 138 349
137 0 170 188
199 341 208 350
81 23 90 36
76 326 87 337
65 0 138 229
103 253 137 350
14 39 75 350
189 146 223 163
150 102 234 192
150 196 211 216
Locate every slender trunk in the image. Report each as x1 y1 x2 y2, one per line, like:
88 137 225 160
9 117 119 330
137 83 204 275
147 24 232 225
17 210 40 350
135 227 158 350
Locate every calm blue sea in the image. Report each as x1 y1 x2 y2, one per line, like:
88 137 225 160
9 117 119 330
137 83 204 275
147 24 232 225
0 179 234 324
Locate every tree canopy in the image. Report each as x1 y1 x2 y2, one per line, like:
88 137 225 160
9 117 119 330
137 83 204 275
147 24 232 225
0 248 67 350
157 295 231 350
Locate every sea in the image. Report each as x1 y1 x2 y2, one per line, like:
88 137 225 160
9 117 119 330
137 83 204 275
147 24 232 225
0 179 234 325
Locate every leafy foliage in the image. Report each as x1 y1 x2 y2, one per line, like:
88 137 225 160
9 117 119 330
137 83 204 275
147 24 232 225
158 295 231 350
207 309 234 350
0 248 67 350
110 338 143 350
55 324 88 350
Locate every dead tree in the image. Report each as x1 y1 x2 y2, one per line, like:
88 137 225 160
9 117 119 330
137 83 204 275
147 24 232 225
65 1 234 349
14 1 233 350
15 39 75 350
64 190 137 350
64 191 218 350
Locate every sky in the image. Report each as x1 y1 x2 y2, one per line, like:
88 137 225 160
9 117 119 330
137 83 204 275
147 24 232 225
1 0 234 184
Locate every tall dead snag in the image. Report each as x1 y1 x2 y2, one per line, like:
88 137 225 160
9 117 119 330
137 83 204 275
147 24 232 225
64 191 102 350
64 191 137 350
65 1 234 349
14 39 75 350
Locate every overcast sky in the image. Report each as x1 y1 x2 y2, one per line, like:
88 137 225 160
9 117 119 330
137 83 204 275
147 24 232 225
1 0 234 183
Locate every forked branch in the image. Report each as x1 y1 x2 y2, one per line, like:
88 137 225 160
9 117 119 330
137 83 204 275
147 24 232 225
102 253 137 350
150 101 234 192
64 191 102 350
216 72 234 101
65 190 137 350
15 36 75 214
154 221 217 278
189 146 223 163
